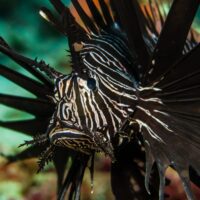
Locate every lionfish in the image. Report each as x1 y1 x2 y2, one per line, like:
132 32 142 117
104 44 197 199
0 0 200 199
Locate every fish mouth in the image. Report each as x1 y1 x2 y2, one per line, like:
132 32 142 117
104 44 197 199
49 127 99 153
49 127 116 161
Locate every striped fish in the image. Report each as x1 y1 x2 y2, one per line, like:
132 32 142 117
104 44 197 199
0 0 200 199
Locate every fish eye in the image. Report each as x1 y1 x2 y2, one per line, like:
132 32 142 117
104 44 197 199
87 78 97 91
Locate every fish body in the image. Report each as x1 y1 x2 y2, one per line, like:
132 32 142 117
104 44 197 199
0 0 200 200
48 31 138 158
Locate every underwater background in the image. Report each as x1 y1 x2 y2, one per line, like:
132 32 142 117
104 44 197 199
0 0 200 199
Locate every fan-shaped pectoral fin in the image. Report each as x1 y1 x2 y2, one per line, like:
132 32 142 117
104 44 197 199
131 100 200 200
